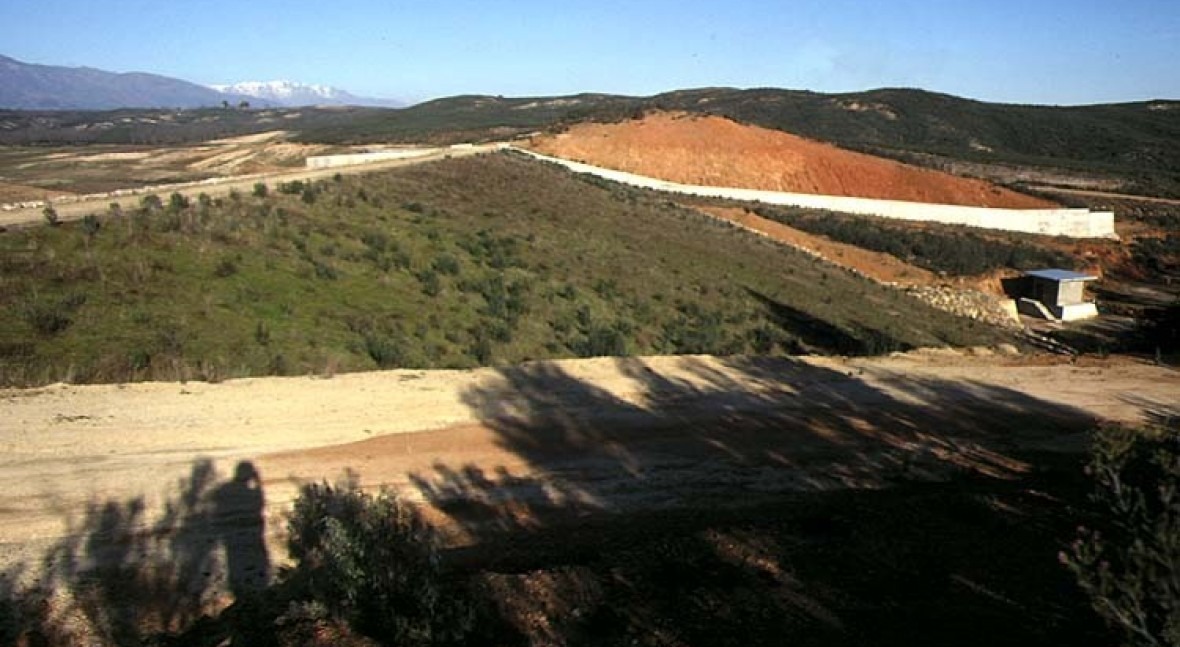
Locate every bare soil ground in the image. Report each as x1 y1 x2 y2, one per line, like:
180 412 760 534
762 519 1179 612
0 131 332 200
0 181 73 204
2 351 1177 596
526 113 1057 208
0 143 497 229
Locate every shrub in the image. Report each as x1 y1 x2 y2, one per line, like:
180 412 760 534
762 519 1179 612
361 231 389 254
214 257 239 278
278 180 305 195
1062 424 1180 646
42 205 59 227
285 481 473 645
140 194 163 212
81 214 101 241
363 333 405 368
312 260 338 280
22 294 86 336
168 192 189 213
431 253 461 276
252 182 268 198
575 323 630 357
418 270 441 297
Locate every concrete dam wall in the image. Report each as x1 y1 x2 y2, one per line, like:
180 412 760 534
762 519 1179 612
306 148 441 169
512 148 1117 239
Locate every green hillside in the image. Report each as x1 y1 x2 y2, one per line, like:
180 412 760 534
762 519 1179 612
0 153 1008 386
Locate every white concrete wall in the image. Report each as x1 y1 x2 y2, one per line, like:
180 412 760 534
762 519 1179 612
511 148 1117 239
306 148 441 169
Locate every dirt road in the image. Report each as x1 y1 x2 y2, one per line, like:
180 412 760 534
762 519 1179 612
0 144 501 229
2 351 1178 595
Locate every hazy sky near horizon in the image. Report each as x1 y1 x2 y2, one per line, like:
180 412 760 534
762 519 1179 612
3 0 1177 105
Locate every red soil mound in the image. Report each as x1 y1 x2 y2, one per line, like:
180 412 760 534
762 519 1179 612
527 113 1056 209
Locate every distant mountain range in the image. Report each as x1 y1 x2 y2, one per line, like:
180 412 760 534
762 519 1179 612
0 55 402 109
209 80 404 108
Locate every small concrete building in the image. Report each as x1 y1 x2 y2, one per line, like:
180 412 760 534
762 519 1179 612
1017 269 1099 321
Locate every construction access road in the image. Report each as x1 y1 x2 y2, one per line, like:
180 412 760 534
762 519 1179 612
0 143 502 229
2 350 1177 593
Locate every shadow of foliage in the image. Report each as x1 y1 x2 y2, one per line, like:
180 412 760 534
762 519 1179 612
401 352 1112 645
2 459 270 646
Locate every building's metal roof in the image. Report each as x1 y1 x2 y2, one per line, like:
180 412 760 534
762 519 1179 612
1025 269 1098 282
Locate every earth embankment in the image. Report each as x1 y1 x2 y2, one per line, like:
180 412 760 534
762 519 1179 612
527 112 1057 208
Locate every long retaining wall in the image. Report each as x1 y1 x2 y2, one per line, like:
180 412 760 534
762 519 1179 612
306 148 442 169
512 148 1117 239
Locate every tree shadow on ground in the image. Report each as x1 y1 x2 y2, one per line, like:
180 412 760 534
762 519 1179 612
1 459 271 646
406 349 1112 645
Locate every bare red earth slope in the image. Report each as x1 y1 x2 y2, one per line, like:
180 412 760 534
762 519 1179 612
527 112 1056 209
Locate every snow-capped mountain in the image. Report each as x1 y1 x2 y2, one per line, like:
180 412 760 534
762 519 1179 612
210 80 403 108
0 54 266 109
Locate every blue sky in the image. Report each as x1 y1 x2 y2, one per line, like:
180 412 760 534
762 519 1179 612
2 0 1177 105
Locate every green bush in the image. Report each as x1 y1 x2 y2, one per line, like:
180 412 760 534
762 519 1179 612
277 180 305 195
214 257 239 278
285 481 473 646
140 194 164 212
80 214 101 240
22 294 86 336
363 332 406 368
42 205 59 227
167 192 189 213
1062 424 1180 646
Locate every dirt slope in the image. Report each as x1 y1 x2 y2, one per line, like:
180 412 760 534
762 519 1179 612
527 113 1056 208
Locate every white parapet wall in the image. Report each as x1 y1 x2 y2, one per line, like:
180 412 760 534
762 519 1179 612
511 148 1117 239
306 148 441 169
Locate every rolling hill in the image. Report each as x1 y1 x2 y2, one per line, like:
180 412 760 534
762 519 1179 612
295 88 1180 197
